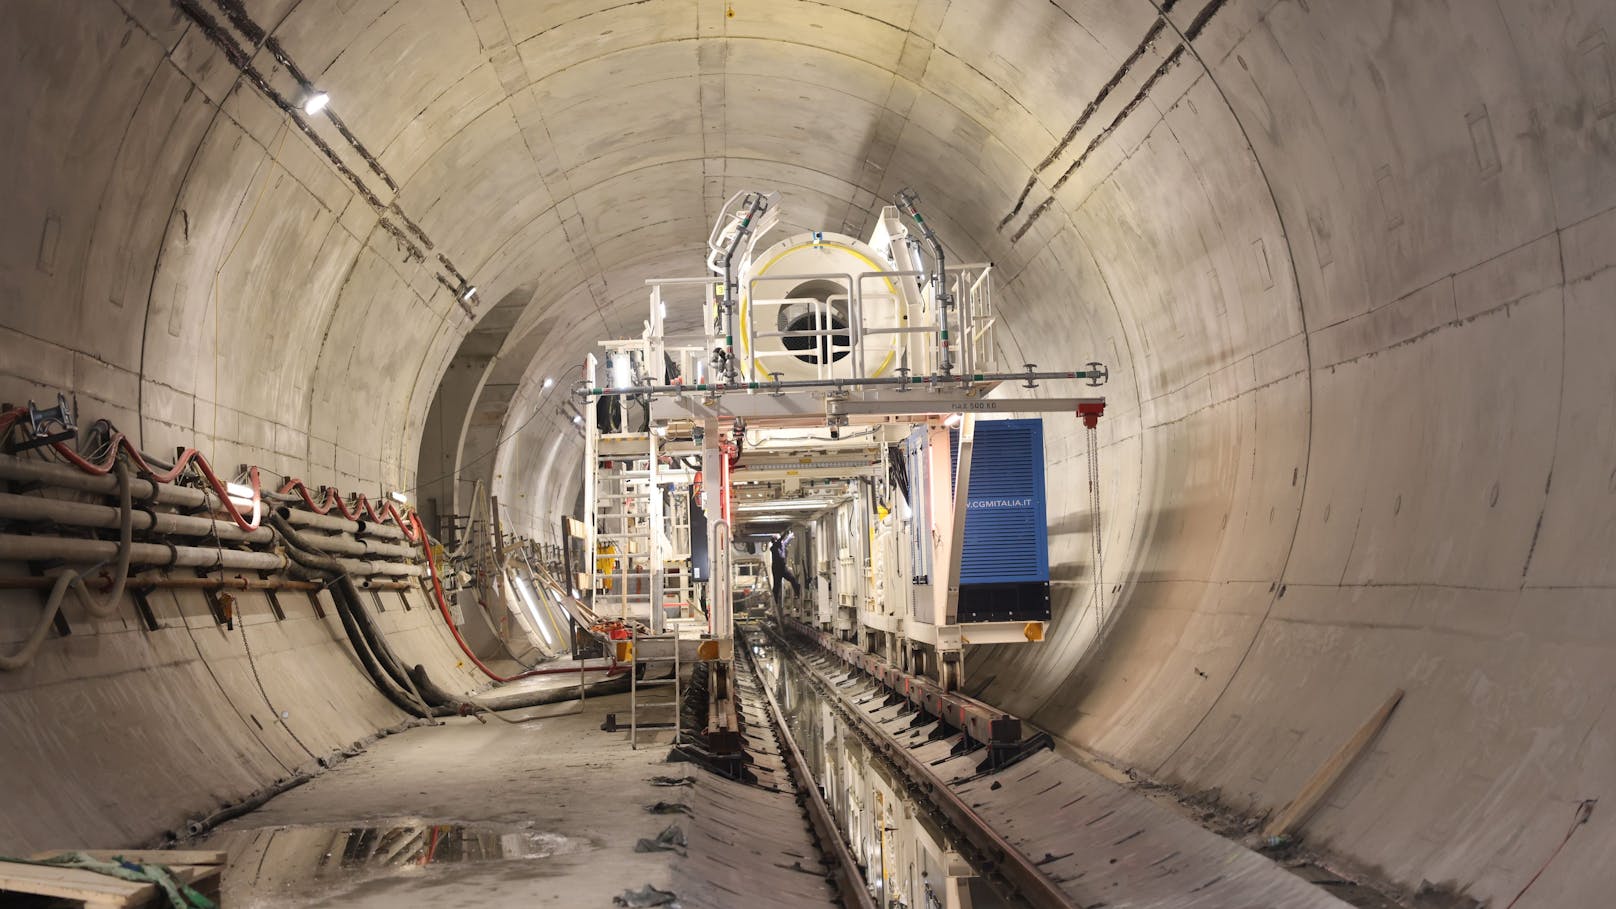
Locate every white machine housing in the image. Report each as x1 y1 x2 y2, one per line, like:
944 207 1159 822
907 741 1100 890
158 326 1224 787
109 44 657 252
735 210 928 383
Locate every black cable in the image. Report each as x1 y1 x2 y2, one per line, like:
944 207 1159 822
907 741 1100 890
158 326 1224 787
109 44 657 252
272 515 445 718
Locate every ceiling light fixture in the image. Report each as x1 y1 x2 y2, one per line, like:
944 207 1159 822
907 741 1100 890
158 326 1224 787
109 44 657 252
511 574 556 648
302 91 330 115
542 376 554 390
460 284 478 302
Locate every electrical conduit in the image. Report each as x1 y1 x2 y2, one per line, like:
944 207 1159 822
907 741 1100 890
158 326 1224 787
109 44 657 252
0 460 133 671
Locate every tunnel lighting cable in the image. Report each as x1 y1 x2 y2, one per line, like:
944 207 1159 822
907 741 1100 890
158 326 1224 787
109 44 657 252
0 407 473 703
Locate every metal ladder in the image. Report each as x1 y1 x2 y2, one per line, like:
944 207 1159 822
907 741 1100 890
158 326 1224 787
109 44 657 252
661 491 696 626
630 628 681 749
592 443 658 626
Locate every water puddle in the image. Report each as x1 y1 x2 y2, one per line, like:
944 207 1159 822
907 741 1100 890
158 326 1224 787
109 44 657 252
202 820 589 907
748 634 1010 908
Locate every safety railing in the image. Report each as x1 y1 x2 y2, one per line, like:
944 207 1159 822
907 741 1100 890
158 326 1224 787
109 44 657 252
629 261 995 391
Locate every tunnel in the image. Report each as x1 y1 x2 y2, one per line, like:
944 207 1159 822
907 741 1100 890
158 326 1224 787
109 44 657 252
2 1 1612 906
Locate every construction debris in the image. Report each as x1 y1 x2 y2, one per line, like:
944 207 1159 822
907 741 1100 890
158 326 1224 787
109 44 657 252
614 883 680 907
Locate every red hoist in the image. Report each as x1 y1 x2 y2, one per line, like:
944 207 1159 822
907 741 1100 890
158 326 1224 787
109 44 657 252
692 436 738 524
1078 401 1107 627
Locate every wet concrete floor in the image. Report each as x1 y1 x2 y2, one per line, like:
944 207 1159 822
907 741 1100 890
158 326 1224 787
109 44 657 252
198 692 683 908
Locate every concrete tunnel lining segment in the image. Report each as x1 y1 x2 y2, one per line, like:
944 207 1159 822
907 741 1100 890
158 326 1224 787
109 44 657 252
3 0 1615 904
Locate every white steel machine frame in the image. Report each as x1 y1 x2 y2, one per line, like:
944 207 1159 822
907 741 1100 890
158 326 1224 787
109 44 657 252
579 189 1107 691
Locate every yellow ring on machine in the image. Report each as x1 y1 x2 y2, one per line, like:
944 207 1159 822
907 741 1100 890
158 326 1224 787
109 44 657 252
737 240 906 381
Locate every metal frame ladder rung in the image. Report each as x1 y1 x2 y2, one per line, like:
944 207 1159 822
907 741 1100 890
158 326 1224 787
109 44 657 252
630 628 681 749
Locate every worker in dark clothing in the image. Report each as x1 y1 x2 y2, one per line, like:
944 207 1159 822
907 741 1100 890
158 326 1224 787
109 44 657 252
770 531 801 608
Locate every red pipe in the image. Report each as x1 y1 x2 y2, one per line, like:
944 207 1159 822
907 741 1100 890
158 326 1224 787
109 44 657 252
277 478 419 541
4 405 612 681
0 407 266 533
0 406 419 540
412 512 621 683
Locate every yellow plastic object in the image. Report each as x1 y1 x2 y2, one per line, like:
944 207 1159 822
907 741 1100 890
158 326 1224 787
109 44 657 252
614 640 634 662
1024 622 1045 642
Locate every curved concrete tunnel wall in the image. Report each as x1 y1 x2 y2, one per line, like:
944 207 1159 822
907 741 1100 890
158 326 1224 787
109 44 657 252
3 1 1615 905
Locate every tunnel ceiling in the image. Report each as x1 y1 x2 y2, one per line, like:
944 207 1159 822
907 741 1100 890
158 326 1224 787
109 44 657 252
8 0 1265 497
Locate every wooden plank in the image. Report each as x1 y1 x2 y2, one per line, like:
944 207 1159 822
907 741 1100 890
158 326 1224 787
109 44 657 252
0 861 153 905
1263 688 1404 838
30 850 228 866
171 863 224 888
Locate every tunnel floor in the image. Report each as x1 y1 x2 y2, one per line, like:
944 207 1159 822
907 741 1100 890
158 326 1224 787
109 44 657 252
174 651 1412 909
197 692 682 907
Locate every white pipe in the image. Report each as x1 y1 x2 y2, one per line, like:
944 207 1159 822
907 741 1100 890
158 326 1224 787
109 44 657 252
337 559 423 578
0 492 272 543
0 462 137 672
279 506 406 541
0 454 412 542
0 533 286 571
0 453 213 510
288 528 415 560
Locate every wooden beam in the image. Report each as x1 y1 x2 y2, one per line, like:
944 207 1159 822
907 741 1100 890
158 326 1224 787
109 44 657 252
30 850 226 866
0 861 153 906
1263 688 1404 839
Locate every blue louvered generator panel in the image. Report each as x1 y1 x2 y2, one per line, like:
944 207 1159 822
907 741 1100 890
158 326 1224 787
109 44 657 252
902 419 1052 623
952 419 1049 587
